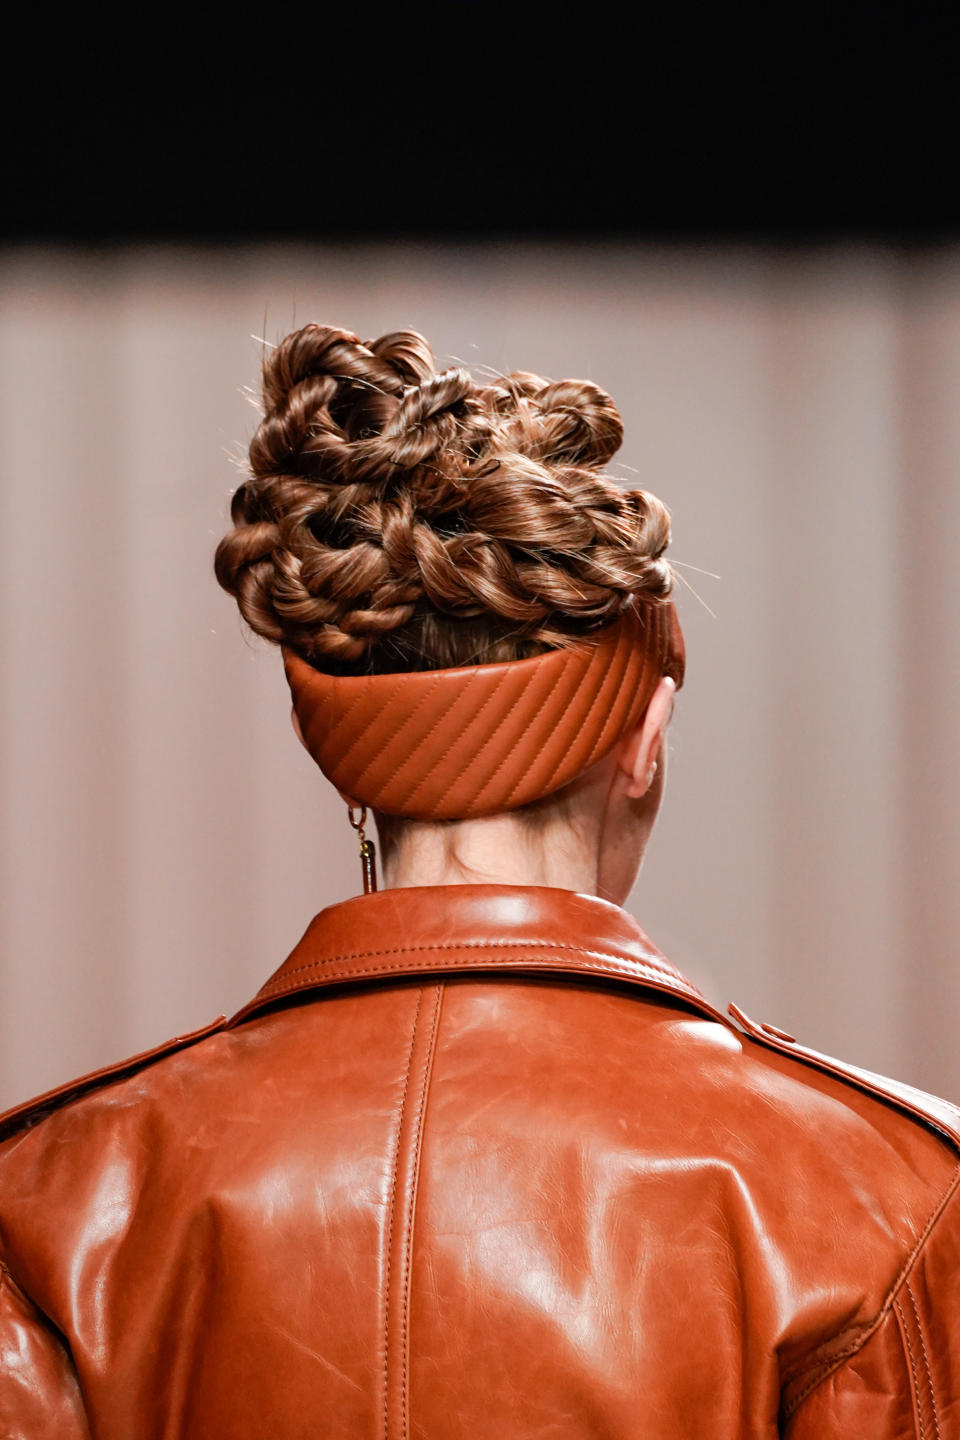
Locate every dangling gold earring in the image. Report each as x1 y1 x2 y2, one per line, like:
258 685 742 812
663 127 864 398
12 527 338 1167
347 804 378 894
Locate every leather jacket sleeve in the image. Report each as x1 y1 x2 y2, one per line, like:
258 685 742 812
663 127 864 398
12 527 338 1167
0 1263 91 1440
784 1176 960 1437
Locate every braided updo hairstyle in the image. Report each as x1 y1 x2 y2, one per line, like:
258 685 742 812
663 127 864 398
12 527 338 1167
214 324 677 675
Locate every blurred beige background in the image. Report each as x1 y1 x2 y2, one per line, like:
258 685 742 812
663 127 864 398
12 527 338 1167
1 242 958 1110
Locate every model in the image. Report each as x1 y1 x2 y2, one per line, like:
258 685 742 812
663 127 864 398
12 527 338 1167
1 324 957 1437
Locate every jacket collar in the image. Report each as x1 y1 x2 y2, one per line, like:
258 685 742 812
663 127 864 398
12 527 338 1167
228 884 725 1028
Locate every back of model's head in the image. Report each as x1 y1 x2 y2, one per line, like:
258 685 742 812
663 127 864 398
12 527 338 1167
214 324 677 675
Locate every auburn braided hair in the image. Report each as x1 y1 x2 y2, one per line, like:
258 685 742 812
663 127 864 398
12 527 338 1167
214 324 677 673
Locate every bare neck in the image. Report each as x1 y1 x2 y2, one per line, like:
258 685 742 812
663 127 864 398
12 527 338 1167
379 811 601 896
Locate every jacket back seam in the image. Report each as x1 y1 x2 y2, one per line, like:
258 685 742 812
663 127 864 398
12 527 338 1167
383 988 424 1440
400 984 444 1440
382 983 444 1440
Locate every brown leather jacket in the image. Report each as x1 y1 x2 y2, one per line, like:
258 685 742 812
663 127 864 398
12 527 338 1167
2 885 959 1438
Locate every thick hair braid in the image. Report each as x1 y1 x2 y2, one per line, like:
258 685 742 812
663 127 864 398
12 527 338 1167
214 324 676 670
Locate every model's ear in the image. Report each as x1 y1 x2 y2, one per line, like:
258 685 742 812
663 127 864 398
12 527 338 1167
618 677 676 798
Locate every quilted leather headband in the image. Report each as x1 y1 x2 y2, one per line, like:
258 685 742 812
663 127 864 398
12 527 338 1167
282 601 685 821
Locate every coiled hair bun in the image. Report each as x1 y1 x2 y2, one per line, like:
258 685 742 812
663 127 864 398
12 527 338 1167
214 323 677 673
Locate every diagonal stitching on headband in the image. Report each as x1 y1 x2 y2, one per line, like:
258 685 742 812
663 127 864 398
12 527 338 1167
492 645 591 811
505 613 641 808
316 673 388 762
284 651 407 777
375 665 486 808
400 664 518 813
288 606 677 819
334 672 448 784
537 626 629 799
573 611 647 775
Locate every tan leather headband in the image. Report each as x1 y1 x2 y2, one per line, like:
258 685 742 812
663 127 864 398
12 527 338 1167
282 601 685 821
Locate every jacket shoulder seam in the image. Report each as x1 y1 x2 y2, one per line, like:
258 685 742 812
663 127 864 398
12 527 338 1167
728 1003 960 1151
0 1015 227 1144
781 1160 960 1419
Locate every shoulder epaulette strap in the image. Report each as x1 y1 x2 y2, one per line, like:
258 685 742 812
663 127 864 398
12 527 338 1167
0 1015 227 1144
728 1003 960 1151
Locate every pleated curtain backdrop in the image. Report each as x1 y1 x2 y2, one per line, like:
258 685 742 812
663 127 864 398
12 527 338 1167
1 242 958 1110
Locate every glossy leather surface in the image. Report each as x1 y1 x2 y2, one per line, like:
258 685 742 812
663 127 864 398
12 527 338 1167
281 601 685 819
1 884 959 1438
